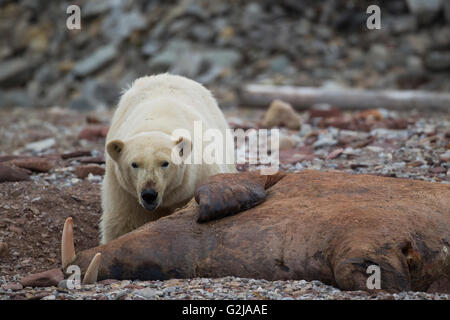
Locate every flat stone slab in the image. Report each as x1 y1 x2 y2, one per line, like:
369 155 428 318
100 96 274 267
70 171 449 292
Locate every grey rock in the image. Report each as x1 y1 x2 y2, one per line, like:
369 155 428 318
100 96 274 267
134 287 163 299
69 80 120 110
68 96 97 111
84 0 118 18
269 55 291 73
391 16 418 34
73 44 118 77
149 40 241 80
141 40 160 56
445 2 450 24
0 90 32 108
190 24 215 42
406 0 443 24
425 51 450 70
101 9 147 43
0 58 35 87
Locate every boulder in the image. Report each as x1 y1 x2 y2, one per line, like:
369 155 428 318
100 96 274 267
75 164 105 179
67 171 450 292
20 269 64 288
262 100 302 130
0 164 30 182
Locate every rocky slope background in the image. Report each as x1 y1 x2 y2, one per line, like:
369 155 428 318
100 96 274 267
1 0 450 110
0 0 449 300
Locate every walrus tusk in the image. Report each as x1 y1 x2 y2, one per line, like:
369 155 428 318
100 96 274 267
82 252 102 285
61 217 76 269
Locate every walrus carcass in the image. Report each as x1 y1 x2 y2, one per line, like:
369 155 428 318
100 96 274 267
61 170 450 292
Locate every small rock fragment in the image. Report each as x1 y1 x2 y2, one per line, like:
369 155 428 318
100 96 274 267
79 125 109 141
0 164 30 182
326 148 344 160
0 241 8 257
75 164 105 179
61 150 93 160
262 99 302 130
2 282 23 291
279 136 297 150
309 104 341 118
10 157 53 173
20 269 64 288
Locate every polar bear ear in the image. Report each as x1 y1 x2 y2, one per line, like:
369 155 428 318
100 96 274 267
173 136 192 163
106 139 125 162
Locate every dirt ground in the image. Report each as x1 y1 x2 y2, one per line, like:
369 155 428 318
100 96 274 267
0 106 449 298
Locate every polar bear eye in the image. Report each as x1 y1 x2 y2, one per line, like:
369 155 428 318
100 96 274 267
161 161 169 168
131 162 138 169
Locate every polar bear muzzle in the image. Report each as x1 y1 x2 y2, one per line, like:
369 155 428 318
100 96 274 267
140 188 159 211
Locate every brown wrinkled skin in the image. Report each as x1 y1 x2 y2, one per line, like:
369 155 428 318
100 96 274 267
71 171 450 292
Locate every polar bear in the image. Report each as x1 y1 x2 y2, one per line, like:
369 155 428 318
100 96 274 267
100 74 236 244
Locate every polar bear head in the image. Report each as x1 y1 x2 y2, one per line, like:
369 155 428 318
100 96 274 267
106 132 191 211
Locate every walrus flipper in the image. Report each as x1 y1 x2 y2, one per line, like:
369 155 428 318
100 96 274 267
194 171 285 223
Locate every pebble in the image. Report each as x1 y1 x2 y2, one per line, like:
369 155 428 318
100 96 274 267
25 138 56 153
0 164 30 182
75 165 105 179
20 269 64 288
262 99 302 130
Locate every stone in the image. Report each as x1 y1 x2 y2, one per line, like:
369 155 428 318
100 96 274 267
425 51 450 71
10 157 53 173
0 241 8 257
134 287 163 299
71 171 450 293
0 57 35 87
2 282 23 291
78 125 109 141
75 164 105 179
25 138 56 153
406 0 443 24
61 151 93 160
73 44 118 77
20 268 64 288
309 104 341 118
326 148 344 160
101 9 147 42
262 99 301 130
0 164 30 182
278 136 297 150
439 151 450 163
148 40 241 80
0 90 32 108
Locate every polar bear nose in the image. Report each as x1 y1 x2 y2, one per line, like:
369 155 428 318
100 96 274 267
141 189 158 206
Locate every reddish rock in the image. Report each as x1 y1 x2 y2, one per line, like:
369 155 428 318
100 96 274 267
279 148 315 164
0 241 8 257
0 155 30 162
97 279 120 285
262 99 301 130
61 150 92 160
78 125 109 141
427 278 450 294
430 166 447 174
2 282 23 291
355 109 383 121
0 164 30 182
10 157 53 173
20 269 64 288
75 164 105 178
326 148 344 160
78 155 105 164
309 104 341 118
70 171 450 292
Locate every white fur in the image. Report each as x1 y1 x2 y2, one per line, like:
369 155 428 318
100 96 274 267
100 74 236 244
